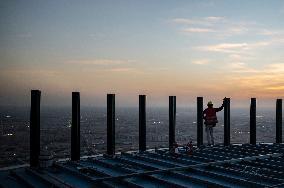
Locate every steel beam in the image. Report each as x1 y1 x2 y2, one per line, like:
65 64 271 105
107 94 115 155
71 92 80 161
139 95 146 152
250 98 256 145
169 96 176 151
30 90 41 168
197 97 203 147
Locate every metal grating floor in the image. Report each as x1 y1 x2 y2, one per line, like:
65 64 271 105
1 144 284 188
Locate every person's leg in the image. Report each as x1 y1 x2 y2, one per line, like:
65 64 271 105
210 127 214 145
205 126 211 145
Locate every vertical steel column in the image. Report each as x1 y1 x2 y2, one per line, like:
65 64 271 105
197 97 203 147
169 96 176 150
224 98 230 146
71 92 80 161
107 94 115 155
276 99 282 143
139 95 146 152
30 90 41 167
250 98 256 145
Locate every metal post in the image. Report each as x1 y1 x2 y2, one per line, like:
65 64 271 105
139 95 146 152
224 98 230 146
71 92 80 161
276 99 282 143
250 98 256 145
197 97 203 147
30 90 41 167
107 94 115 155
169 96 176 150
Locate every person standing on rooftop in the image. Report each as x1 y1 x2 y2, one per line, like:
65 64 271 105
203 99 225 146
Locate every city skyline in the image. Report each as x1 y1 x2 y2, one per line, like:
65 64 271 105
1 0 284 107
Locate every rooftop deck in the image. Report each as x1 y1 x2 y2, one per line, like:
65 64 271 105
1 143 284 188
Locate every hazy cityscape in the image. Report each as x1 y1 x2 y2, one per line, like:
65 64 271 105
0 105 280 168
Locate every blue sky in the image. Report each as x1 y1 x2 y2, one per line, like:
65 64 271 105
1 0 284 107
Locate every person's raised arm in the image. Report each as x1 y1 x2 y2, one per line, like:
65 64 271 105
215 98 225 112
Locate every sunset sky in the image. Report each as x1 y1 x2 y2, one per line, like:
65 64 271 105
1 0 284 107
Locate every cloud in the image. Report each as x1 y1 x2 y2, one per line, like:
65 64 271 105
191 59 211 65
170 16 278 38
227 62 259 73
225 61 284 75
205 16 225 22
171 16 225 26
196 42 249 53
229 62 247 69
171 18 197 25
265 85 284 91
109 68 135 72
229 54 242 61
182 28 215 33
265 63 284 73
226 25 249 35
223 62 284 97
196 41 270 54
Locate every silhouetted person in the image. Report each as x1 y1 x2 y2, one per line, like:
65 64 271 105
203 100 224 146
170 141 180 157
186 141 193 155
